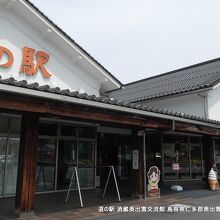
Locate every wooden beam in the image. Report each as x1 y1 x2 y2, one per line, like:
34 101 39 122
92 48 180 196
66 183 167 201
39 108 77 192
0 94 219 136
0 96 46 113
47 103 171 129
15 112 39 217
175 122 220 136
0 95 171 129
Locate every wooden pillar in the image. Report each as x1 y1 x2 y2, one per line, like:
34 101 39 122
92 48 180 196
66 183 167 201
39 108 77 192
132 129 145 198
202 136 214 183
15 112 39 218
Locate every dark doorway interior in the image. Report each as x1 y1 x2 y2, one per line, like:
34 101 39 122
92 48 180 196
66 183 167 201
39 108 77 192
97 133 133 196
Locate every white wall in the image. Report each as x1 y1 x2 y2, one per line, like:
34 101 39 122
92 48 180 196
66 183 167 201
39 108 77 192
138 93 206 118
208 85 220 121
0 6 106 96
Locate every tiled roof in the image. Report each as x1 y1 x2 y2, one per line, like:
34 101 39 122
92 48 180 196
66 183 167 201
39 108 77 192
109 58 220 103
24 0 122 87
0 76 219 126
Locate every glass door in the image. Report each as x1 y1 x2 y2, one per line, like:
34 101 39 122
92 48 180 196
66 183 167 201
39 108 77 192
0 137 7 196
163 144 175 180
118 144 132 179
0 137 19 196
4 138 20 195
190 145 202 179
163 135 203 181
36 139 57 192
57 140 77 190
78 141 95 188
177 144 190 179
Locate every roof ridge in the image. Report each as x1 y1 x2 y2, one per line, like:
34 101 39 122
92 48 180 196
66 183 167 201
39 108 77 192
124 57 220 87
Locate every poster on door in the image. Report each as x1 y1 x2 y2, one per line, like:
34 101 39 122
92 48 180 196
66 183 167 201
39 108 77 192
132 150 139 170
147 166 161 199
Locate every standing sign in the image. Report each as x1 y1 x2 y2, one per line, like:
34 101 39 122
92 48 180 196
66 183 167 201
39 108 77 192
147 166 160 199
132 150 139 170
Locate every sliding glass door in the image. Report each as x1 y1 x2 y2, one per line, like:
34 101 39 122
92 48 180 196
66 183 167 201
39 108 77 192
4 138 20 195
78 141 95 188
36 139 57 192
163 135 203 180
57 140 77 190
0 137 7 196
37 122 97 192
0 137 20 196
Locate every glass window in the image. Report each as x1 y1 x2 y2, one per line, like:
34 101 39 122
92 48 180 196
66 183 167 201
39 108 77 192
0 116 9 133
0 137 7 196
190 137 201 144
177 144 190 179
163 143 191 180
60 125 76 137
163 144 176 180
191 146 202 179
39 123 57 136
36 139 57 192
4 138 20 195
79 127 96 139
57 140 77 190
163 135 176 143
176 136 188 143
9 118 21 134
78 141 95 187
146 134 162 171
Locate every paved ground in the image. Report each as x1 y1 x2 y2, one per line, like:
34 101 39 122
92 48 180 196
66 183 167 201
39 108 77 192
1 182 220 220
94 193 220 220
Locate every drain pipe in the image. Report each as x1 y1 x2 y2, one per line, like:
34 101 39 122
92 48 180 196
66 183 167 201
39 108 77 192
172 120 175 131
143 130 147 200
198 93 209 119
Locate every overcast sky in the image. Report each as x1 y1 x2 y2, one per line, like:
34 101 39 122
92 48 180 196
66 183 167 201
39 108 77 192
31 0 220 84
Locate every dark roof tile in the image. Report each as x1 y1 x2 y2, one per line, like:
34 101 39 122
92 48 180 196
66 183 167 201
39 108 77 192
109 59 220 102
0 77 219 125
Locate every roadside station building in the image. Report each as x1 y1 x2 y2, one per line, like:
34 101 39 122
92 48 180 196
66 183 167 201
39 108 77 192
0 0 220 217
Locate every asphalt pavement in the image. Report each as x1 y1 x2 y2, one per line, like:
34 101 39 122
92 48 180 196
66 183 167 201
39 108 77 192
93 193 220 220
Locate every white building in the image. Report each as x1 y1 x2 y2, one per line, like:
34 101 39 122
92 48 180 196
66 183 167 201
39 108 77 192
0 0 220 218
0 0 122 96
109 58 220 121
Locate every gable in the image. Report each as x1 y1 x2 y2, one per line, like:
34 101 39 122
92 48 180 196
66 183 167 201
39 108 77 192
0 0 121 96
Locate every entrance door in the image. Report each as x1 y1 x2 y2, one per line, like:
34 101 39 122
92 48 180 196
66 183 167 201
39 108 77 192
163 135 203 180
117 136 132 179
57 140 77 190
36 139 57 192
78 141 95 188
190 145 202 179
0 137 20 196
177 144 190 179
0 137 7 196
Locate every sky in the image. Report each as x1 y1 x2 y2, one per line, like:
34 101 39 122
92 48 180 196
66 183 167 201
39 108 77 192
31 0 220 84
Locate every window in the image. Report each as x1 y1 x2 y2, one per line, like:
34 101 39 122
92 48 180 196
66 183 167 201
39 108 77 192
79 127 96 139
39 123 57 136
60 125 76 137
